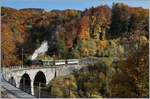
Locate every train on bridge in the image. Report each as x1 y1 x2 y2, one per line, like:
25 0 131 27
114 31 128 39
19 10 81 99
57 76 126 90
26 59 79 67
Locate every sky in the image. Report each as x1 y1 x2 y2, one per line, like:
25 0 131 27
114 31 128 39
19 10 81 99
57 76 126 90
0 0 149 11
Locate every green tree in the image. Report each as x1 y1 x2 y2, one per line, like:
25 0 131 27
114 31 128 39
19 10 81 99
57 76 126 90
109 3 129 38
57 40 67 58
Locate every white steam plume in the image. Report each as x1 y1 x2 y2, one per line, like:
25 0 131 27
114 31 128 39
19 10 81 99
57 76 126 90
31 41 48 60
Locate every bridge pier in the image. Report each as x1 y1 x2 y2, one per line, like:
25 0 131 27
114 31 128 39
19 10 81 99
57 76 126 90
16 79 20 88
31 80 34 95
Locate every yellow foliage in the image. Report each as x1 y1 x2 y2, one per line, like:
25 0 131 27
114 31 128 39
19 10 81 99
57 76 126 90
98 40 108 50
138 36 148 46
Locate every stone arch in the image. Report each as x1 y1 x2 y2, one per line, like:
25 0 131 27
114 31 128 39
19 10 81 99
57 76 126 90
33 71 47 98
19 73 31 94
9 77 16 87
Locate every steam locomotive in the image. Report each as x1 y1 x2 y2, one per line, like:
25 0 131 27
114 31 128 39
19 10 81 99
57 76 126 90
26 59 79 67
26 60 43 67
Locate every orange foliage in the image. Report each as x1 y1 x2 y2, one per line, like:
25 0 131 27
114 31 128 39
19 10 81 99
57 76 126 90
1 24 21 66
77 16 90 41
98 40 108 50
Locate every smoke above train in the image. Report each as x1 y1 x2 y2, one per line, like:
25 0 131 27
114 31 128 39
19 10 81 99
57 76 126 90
31 41 48 60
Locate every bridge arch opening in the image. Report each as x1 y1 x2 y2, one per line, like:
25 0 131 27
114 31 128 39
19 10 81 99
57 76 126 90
19 73 31 94
34 71 47 98
9 77 16 87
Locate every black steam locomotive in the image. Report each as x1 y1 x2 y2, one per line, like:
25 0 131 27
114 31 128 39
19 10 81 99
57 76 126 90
26 60 43 67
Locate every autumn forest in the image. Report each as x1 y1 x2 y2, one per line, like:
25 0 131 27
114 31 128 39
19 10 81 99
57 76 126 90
1 2 149 98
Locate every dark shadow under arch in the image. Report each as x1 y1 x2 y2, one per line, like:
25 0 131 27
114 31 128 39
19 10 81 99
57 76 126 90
19 73 31 94
34 71 47 98
9 77 16 87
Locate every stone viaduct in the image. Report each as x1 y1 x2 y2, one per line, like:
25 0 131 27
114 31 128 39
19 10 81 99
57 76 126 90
3 64 83 97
